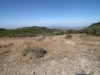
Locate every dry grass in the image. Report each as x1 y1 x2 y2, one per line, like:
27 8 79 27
75 34 100 57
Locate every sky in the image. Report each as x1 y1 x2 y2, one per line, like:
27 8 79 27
0 0 100 29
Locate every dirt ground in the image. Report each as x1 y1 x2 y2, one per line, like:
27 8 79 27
0 34 100 75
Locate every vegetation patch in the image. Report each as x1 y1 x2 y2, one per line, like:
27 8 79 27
65 34 72 39
80 22 100 36
0 26 53 37
22 47 47 58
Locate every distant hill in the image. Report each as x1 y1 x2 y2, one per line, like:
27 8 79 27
0 22 100 37
17 26 53 33
48 26 86 30
81 22 100 36
0 26 53 37
89 22 100 27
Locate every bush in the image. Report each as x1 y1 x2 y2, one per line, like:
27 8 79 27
22 47 47 58
60 31 65 35
22 50 27 56
22 48 31 56
65 34 72 39
33 47 47 58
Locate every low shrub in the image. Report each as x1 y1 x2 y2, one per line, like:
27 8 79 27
65 34 72 39
22 50 28 56
22 47 47 58
33 47 47 58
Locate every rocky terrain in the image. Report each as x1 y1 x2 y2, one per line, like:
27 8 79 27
0 34 100 75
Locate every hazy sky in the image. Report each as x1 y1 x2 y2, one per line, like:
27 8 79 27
0 0 100 29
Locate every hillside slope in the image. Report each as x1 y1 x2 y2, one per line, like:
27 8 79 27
81 22 100 36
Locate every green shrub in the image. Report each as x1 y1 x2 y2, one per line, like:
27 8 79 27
22 47 33 56
60 31 65 35
65 34 72 39
22 47 47 58
22 50 27 56
33 47 47 58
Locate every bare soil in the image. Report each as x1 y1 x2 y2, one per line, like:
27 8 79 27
0 34 100 75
